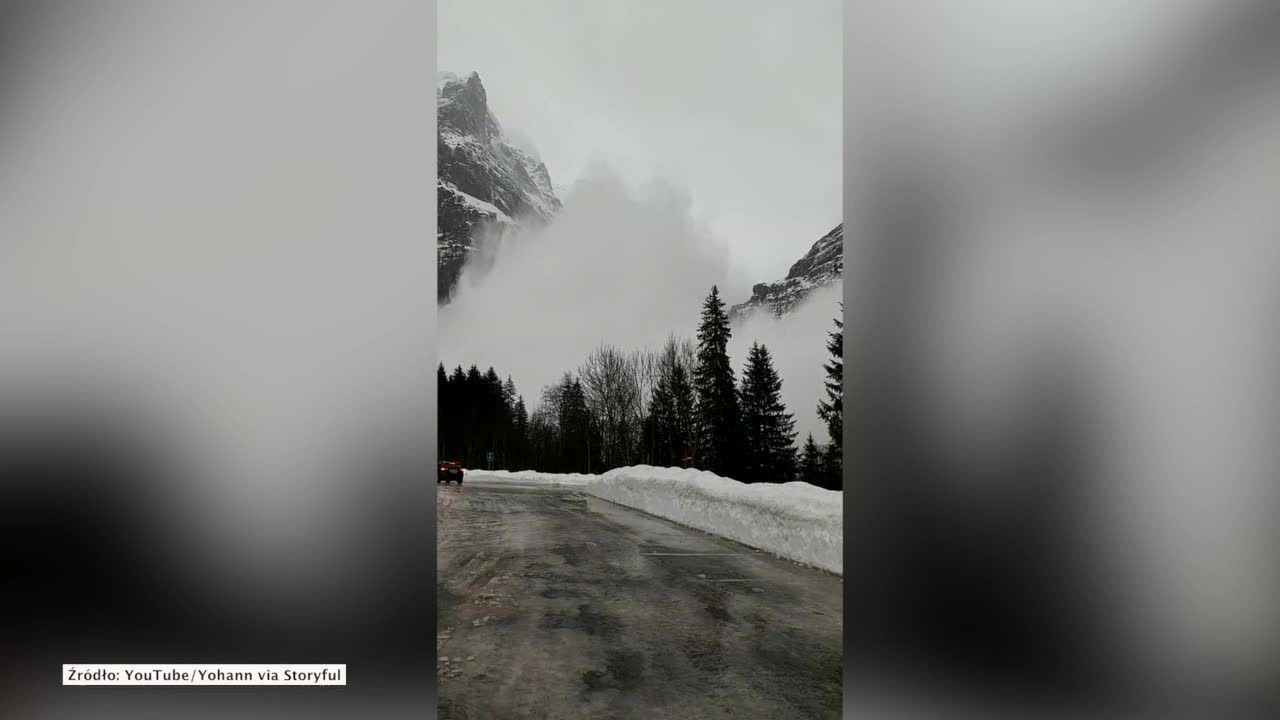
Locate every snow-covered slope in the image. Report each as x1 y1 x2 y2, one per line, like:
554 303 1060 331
437 71 561 302
729 223 843 322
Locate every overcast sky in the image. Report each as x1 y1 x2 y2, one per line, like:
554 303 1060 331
439 0 841 282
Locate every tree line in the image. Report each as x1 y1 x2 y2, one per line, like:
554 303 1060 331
438 285 842 489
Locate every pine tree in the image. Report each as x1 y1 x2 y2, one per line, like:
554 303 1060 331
651 335 697 467
649 372 676 465
693 286 742 476
480 367 503 467
821 441 841 490
557 376 592 473
442 365 465 461
738 341 797 482
816 307 843 487
499 375 518 468
463 365 483 466
502 376 517 412
513 394 529 469
799 433 823 485
438 363 450 460
670 360 695 464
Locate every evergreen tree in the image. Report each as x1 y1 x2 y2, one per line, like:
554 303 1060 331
437 362 529 470
513 394 529 469
463 365 483 466
669 359 695 464
557 376 592 473
438 363 450 459
738 341 797 482
441 365 466 462
481 367 504 467
816 307 843 489
649 372 677 465
649 360 696 467
500 375 517 467
817 309 843 456
502 376 517 412
693 286 742 476
821 441 841 490
650 336 697 467
799 433 823 485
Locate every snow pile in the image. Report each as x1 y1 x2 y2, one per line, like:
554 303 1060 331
458 465 843 574
460 469 592 487
588 465 842 575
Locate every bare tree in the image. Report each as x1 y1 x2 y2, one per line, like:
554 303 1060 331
579 343 640 469
538 373 570 429
632 347 661 463
675 336 697 390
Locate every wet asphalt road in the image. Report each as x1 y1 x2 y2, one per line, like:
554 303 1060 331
436 481 843 720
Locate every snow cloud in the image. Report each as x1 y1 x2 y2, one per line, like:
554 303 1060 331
730 283 842 443
441 162 838 443
438 0 841 281
439 164 749 407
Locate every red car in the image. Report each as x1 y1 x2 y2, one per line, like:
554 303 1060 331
438 460 464 484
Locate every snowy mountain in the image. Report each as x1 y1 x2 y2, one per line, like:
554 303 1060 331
437 71 561 302
729 223 843 321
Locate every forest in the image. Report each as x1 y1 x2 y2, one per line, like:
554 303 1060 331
438 286 842 489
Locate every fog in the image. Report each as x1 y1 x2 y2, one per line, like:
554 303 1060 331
438 0 841 282
440 163 836 442
730 284 842 443
440 165 731 407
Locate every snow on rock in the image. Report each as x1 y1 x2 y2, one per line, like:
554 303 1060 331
587 465 843 575
729 223 843 322
437 71 561 303
438 179 516 225
461 469 592 487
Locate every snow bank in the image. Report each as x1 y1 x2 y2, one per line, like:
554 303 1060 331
459 469 592 487
586 466 843 575
458 465 842 574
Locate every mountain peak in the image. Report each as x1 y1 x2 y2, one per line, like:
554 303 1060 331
438 70 497 144
729 223 843 321
459 70 486 103
440 70 487 105
438 71 562 303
